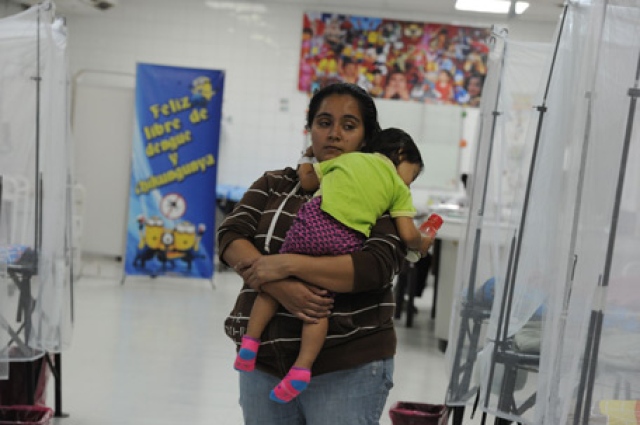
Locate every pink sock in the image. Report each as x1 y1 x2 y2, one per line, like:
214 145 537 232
234 336 260 372
270 367 311 404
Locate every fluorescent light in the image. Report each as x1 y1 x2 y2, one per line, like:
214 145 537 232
205 1 267 14
514 2 530 14
455 0 530 14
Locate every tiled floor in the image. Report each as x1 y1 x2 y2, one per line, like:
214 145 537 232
46 257 484 425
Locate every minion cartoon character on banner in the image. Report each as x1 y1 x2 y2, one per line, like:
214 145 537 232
132 215 166 270
166 221 206 271
190 76 215 107
132 216 206 274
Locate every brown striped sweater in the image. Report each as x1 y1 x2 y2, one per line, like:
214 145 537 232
218 167 406 378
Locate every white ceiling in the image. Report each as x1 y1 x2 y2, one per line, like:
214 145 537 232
13 0 565 23
285 0 564 23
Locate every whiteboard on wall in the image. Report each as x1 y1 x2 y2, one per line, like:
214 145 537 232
73 72 135 258
375 99 424 145
460 107 480 174
376 99 465 191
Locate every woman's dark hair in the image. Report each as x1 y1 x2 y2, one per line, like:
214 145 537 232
306 82 381 144
363 127 424 172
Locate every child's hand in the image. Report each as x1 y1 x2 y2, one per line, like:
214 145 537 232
297 148 320 192
419 234 434 258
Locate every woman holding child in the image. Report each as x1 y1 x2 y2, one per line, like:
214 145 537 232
218 83 424 425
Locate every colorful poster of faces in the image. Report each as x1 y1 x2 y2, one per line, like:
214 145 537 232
299 12 491 107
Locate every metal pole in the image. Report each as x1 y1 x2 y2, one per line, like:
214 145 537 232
484 3 570 415
574 48 640 424
547 2 609 422
447 27 507 405
33 1 43 255
484 232 516 409
0 176 3 231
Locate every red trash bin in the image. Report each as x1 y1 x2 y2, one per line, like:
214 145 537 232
389 401 449 425
0 355 50 406
0 406 53 425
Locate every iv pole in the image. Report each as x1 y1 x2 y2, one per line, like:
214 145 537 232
483 3 569 423
540 1 609 422
573 48 640 425
447 26 509 425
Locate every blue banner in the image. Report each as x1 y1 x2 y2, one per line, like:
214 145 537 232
124 63 224 279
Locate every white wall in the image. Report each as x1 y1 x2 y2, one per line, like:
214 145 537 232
1 0 557 255
61 0 556 189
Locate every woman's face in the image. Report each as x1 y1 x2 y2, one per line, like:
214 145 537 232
310 94 366 162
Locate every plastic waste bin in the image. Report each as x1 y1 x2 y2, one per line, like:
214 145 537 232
0 406 53 425
389 401 449 425
0 355 50 406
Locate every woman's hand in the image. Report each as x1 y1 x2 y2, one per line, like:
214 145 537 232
235 254 293 290
263 279 334 324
